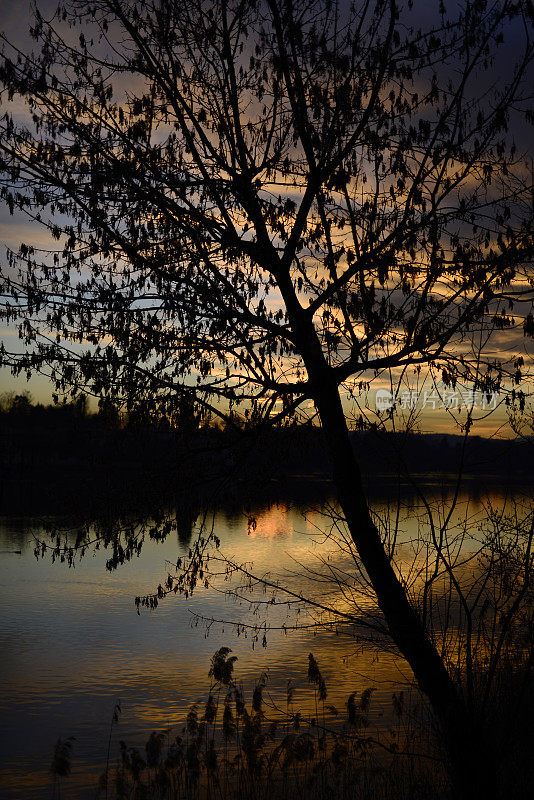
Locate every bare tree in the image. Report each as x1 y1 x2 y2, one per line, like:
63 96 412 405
1 1 534 796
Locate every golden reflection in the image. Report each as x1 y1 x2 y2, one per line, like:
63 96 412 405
0 484 529 798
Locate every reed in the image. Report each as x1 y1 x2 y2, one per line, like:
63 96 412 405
93 648 446 800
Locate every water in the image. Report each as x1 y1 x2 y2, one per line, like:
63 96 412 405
0 479 528 798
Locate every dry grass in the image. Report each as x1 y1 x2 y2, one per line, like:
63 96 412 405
93 649 448 800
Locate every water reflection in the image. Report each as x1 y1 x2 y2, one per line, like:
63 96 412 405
0 479 529 798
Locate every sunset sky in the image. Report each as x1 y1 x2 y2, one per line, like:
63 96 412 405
2 5 534 797
1 0 532 438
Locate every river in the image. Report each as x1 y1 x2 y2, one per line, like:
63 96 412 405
0 477 530 798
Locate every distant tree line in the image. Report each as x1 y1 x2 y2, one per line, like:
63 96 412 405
1 392 532 483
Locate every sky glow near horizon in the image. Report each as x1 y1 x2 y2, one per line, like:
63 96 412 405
0 0 533 438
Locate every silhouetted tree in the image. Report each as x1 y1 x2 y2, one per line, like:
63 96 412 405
1 1 534 796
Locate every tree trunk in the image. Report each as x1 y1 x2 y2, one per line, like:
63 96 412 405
279 279 498 797
310 370 498 799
